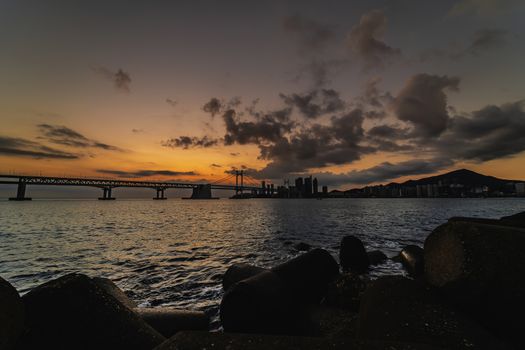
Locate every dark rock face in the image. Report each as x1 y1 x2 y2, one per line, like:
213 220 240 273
358 276 509 349
136 308 209 338
0 276 24 350
339 235 369 274
399 245 424 277
220 249 339 334
154 331 447 350
366 250 387 266
272 248 340 304
220 270 297 334
500 211 525 227
19 273 165 350
222 264 267 291
92 277 137 310
424 220 525 345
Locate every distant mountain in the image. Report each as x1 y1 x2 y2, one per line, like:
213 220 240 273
399 169 521 188
343 169 523 196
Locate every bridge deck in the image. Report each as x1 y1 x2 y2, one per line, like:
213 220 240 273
0 175 260 191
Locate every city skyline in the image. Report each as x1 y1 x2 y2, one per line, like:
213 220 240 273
2 0 525 192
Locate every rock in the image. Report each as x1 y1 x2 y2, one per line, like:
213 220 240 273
424 220 525 345
271 248 340 304
154 330 447 350
358 276 510 349
339 235 369 273
399 245 424 277
222 264 267 291
220 249 339 334
307 305 359 338
294 242 311 252
0 276 24 350
19 273 165 350
323 273 369 312
500 211 525 227
220 270 300 334
92 277 137 309
367 250 387 265
135 308 209 338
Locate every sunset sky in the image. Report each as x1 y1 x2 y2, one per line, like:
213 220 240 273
1 0 525 191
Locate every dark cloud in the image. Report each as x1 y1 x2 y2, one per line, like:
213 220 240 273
223 108 294 145
37 124 122 151
347 9 401 69
314 158 454 186
210 163 222 168
282 14 336 53
367 124 409 139
166 98 177 107
97 169 198 178
161 136 219 149
131 128 144 133
0 136 79 159
92 66 131 93
280 88 345 119
391 74 460 137
435 100 525 161
202 98 223 116
468 28 507 55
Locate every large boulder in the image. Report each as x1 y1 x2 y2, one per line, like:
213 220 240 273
339 236 369 274
0 276 24 350
500 211 525 227
399 245 424 277
92 277 137 310
424 220 525 345
220 249 339 334
323 273 369 312
154 331 447 350
272 248 339 304
18 273 165 349
135 308 209 338
222 264 267 291
358 276 509 349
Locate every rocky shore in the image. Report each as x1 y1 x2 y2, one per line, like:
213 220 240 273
1 211 524 349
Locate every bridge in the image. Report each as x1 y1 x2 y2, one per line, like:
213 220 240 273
0 171 274 200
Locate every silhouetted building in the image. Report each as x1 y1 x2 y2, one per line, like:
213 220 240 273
322 186 328 195
295 177 303 196
313 177 318 195
516 183 525 196
304 176 313 197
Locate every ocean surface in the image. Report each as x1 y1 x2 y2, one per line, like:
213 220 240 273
1 198 524 327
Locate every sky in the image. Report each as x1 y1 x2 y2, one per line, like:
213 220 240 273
1 0 525 194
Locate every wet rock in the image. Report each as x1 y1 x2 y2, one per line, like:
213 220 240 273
0 276 24 350
339 235 369 274
220 270 300 334
271 248 340 304
399 245 424 277
92 277 137 310
135 308 209 338
500 211 525 227
19 273 165 350
154 330 447 350
222 264 267 291
323 273 369 312
294 242 311 252
358 276 509 349
220 249 339 334
367 250 387 265
424 220 525 345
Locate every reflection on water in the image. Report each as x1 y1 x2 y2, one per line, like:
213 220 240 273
1 198 524 326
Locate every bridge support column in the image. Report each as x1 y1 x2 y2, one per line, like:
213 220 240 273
9 180 32 201
98 187 115 200
153 188 167 200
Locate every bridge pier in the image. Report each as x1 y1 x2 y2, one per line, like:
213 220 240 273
98 187 115 200
183 184 217 199
8 180 32 201
153 188 167 200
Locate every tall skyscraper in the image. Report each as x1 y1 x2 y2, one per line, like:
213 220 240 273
313 177 318 195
